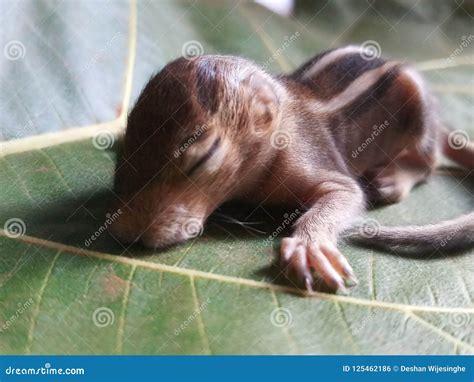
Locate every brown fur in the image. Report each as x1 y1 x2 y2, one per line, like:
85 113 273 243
109 49 473 293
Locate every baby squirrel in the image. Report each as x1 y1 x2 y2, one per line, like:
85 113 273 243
109 46 474 294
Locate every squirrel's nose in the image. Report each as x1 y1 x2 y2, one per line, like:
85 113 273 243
107 217 141 245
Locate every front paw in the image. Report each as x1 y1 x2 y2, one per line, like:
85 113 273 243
279 237 358 294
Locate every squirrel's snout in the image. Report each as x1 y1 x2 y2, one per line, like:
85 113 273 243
107 202 206 250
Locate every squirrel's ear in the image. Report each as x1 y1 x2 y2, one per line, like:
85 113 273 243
246 72 281 136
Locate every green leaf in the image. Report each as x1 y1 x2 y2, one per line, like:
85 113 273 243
0 0 473 354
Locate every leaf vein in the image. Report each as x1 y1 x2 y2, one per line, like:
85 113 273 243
406 311 474 353
116 264 137 354
25 250 61 354
270 290 299 354
2 231 474 315
190 276 211 355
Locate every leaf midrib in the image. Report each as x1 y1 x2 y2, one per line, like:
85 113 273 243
2 230 473 315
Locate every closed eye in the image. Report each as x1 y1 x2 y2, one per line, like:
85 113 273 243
186 137 221 176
